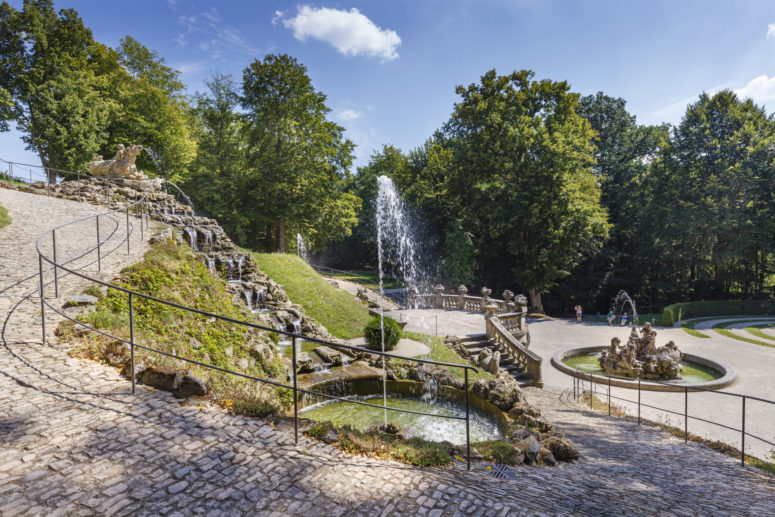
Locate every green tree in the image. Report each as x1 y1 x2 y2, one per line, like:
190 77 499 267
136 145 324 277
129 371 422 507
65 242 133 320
240 54 358 252
0 0 117 180
443 69 609 312
108 36 197 178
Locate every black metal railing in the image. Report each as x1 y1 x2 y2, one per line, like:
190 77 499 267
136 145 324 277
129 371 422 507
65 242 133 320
34 187 479 469
565 370 775 467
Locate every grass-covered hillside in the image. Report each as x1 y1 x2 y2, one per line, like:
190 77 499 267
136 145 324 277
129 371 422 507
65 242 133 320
60 238 288 415
252 253 371 339
0 203 10 229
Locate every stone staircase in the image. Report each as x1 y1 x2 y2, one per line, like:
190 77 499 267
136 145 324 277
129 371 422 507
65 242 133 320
459 334 537 386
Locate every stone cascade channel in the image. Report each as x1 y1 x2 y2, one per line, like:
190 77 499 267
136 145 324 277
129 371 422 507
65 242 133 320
21 177 330 344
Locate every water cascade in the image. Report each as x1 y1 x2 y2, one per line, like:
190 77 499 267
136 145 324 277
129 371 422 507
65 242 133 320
613 290 638 326
206 258 215 273
296 233 309 263
224 259 235 281
184 227 198 251
375 175 426 425
203 230 214 249
236 256 245 281
243 290 254 311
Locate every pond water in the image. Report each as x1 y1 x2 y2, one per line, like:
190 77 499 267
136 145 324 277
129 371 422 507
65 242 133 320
300 395 504 444
563 353 721 384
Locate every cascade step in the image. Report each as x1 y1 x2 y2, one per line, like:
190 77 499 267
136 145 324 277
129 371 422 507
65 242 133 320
462 339 491 349
461 334 489 343
466 347 485 355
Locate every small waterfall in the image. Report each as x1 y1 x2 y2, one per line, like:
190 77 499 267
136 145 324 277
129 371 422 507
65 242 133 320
419 368 439 403
255 288 266 305
296 233 309 263
203 230 214 249
236 256 245 281
207 258 215 273
288 319 302 333
224 259 235 281
185 227 198 251
171 206 176 216
243 290 254 311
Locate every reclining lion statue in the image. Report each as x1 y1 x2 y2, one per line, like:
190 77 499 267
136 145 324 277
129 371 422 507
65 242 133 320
89 144 146 180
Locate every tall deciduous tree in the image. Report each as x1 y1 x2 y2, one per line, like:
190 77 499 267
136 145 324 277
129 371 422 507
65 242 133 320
240 54 358 252
0 0 117 180
443 69 609 312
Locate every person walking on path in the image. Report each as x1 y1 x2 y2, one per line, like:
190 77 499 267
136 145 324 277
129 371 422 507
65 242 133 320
607 309 615 326
575 305 583 323
621 312 628 326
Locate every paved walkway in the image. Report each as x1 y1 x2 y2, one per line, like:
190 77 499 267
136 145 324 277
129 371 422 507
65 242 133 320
2 189 775 515
393 308 775 461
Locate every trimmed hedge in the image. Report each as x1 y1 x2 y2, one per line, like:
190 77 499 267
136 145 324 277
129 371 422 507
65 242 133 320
663 299 775 323
364 316 402 351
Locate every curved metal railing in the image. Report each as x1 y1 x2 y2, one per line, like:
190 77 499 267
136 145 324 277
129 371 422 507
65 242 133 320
33 181 480 469
562 368 775 467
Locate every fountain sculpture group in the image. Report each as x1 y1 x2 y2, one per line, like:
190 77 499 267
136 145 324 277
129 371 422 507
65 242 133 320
599 323 683 380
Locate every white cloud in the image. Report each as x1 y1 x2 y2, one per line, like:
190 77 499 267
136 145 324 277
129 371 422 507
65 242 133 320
281 6 401 61
272 10 284 26
734 74 775 104
767 23 775 38
334 109 363 122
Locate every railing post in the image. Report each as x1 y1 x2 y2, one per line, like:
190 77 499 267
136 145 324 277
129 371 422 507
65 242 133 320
741 396 746 467
52 229 58 298
684 387 688 443
96 216 101 271
39 254 46 345
129 293 135 395
126 207 130 254
608 376 611 416
292 335 298 445
8 161 12 181
588 373 593 408
637 378 641 425
465 368 471 471
139 201 144 241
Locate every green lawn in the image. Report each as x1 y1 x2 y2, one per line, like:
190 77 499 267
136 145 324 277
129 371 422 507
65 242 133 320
711 319 775 348
252 253 371 339
0 203 10 229
744 323 775 342
318 268 403 290
680 316 721 338
400 331 496 383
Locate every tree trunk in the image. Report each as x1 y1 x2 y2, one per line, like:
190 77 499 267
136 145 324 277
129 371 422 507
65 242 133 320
528 288 544 314
36 144 56 184
277 218 286 253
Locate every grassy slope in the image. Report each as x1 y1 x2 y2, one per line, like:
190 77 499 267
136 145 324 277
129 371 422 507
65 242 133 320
744 323 775 341
320 268 402 290
711 319 775 349
62 239 287 414
252 253 371 339
0 203 10 229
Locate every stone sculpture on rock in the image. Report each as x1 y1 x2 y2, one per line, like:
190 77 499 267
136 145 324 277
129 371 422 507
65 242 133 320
89 144 146 180
599 322 683 380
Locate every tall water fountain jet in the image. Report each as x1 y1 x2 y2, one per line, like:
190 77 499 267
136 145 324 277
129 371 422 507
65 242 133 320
613 290 638 326
375 175 425 425
296 233 309 263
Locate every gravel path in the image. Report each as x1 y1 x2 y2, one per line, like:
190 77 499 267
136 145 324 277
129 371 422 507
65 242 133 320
1 187 774 515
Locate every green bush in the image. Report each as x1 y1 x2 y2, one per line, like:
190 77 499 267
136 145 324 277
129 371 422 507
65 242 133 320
364 316 401 351
664 299 775 323
662 309 673 327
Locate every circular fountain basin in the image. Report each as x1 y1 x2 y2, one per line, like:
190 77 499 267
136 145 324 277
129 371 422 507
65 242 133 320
551 347 736 392
297 378 508 444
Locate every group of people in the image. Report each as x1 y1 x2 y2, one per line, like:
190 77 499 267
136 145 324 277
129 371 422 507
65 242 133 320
573 304 629 326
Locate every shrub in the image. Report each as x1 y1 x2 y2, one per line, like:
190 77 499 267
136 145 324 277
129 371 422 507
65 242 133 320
364 316 401 351
663 299 775 323
662 309 673 328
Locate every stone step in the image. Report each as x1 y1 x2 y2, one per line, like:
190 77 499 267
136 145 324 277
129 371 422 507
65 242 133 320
462 339 490 349
466 347 485 355
461 334 489 343
501 364 522 373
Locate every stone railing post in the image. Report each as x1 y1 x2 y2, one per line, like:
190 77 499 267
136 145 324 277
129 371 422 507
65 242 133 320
457 285 468 310
434 284 445 308
480 287 492 312
502 290 514 313
514 294 528 330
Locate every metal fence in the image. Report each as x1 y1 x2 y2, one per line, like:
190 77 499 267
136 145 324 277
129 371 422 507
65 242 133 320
567 371 775 467
34 190 479 469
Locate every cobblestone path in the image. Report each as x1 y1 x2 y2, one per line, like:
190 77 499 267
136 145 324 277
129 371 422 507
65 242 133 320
2 188 775 516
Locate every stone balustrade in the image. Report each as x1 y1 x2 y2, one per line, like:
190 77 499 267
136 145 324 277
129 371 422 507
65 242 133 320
485 315 543 388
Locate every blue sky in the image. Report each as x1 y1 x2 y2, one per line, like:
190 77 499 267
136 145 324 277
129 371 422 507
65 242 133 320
3 0 775 169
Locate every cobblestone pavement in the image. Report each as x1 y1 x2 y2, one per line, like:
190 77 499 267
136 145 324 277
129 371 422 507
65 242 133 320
2 189 775 516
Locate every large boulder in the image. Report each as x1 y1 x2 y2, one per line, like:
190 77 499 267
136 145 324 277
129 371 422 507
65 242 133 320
103 340 130 367
542 437 580 461
141 366 182 391
516 435 541 464
471 377 525 412
177 375 208 397
536 447 557 466
63 294 98 309
296 352 315 373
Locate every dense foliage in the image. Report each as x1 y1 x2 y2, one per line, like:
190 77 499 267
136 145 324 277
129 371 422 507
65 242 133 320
364 316 402 351
4 1 775 314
